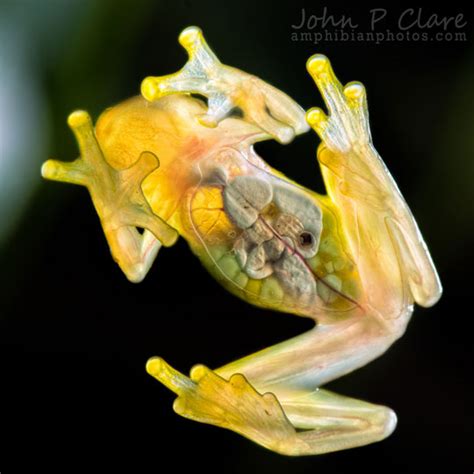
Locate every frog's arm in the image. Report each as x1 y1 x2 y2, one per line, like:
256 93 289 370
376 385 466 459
42 111 178 282
141 26 309 144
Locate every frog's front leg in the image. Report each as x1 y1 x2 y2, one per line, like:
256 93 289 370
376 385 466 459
141 26 309 144
42 111 178 282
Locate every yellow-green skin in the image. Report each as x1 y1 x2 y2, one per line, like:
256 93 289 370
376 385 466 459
42 26 442 456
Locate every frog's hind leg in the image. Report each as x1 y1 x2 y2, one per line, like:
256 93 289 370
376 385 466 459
305 54 442 312
146 313 398 455
279 387 396 455
146 357 395 456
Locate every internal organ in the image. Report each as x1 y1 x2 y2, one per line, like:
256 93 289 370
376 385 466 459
223 174 323 303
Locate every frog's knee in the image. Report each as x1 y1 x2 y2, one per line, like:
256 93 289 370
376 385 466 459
379 302 416 342
374 406 397 441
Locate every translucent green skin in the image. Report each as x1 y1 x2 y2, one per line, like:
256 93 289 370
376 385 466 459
42 26 442 456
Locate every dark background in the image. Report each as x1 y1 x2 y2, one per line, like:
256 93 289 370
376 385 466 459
0 0 472 472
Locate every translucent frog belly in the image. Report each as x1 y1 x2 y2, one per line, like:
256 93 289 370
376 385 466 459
181 155 362 318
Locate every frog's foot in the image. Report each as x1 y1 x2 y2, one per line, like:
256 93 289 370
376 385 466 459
146 357 396 456
146 357 308 455
306 55 371 153
141 26 309 144
42 111 178 281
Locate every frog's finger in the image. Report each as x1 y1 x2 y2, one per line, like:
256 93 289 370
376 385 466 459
42 110 114 188
41 159 88 186
178 25 221 71
67 111 105 165
146 357 196 395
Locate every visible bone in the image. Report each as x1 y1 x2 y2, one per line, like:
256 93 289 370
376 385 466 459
224 175 273 229
274 250 316 303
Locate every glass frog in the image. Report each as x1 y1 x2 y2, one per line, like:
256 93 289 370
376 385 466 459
42 27 442 456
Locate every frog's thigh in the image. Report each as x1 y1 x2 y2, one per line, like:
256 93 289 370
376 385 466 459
215 318 392 396
279 388 397 455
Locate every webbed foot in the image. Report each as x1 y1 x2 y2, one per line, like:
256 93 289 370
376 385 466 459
146 357 304 454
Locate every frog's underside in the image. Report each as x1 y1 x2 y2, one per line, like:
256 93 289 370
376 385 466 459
42 26 442 456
